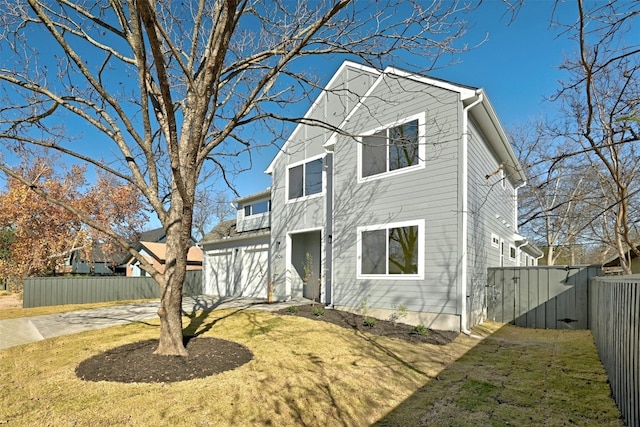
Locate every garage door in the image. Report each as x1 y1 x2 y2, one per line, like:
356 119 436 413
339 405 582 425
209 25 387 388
204 250 235 296
238 245 269 299
205 245 269 299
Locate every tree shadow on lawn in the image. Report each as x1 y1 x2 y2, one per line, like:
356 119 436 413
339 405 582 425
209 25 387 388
76 297 260 384
75 301 460 385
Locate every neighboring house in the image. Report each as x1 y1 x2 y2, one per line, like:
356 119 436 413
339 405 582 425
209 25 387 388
136 227 168 243
133 227 197 245
56 244 119 275
200 190 271 298
201 61 538 331
123 241 203 277
602 247 640 274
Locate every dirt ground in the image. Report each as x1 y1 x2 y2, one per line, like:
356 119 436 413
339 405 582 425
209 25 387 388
0 293 22 309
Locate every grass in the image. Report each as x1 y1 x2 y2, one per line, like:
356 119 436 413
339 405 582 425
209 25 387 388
375 325 623 426
0 305 623 427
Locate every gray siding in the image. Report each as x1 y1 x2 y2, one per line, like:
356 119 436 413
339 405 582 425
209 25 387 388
269 64 377 299
331 74 462 316
466 119 519 325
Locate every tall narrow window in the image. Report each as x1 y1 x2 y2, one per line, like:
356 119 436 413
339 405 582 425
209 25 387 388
288 158 323 200
362 118 420 178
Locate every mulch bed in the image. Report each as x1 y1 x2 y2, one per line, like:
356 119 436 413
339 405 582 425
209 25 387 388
278 304 459 346
75 337 253 384
75 304 458 384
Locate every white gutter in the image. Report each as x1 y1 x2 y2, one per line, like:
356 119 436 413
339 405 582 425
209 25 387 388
460 90 484 335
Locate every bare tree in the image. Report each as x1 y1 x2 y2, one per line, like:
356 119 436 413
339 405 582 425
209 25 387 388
192 188 235 241
0 0 493 355
512 121 602 265
550 0 640 273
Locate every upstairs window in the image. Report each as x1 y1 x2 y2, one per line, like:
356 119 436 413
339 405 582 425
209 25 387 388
244 200 270 217
361 117 423 179
288 158 323 200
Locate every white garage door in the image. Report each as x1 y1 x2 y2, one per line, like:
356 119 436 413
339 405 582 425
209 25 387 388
205 250 235 296
205 245 269 299
239 245 269 299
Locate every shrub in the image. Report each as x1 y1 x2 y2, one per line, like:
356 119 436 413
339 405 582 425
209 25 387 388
363 316 377 328
410 324 429 336
286 305 299 314
388 304 408 323
312 306 325 317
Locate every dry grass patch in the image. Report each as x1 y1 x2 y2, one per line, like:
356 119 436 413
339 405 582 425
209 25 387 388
0 308 486 426
0 309 622 427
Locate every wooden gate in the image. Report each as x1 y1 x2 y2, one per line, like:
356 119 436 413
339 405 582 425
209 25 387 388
487 265 601 329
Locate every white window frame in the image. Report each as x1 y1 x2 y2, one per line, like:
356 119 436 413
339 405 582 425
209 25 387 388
358 113 426 182
243 200 270 217
491 233 500 248
286 154 325 203
356 219 425 280
509 244 517 261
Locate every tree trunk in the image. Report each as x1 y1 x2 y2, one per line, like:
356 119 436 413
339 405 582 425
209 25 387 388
546 245 554 266
154 274 187 356
153 208 190 356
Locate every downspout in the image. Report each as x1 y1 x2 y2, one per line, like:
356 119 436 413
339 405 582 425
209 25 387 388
516 239 528 267
460 90 483 335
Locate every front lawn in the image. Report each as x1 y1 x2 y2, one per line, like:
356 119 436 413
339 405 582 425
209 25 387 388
0 307 623 426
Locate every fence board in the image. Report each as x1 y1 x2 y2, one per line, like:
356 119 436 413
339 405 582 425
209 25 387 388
487 265 600 330
23 271 202 308
590 276 640 427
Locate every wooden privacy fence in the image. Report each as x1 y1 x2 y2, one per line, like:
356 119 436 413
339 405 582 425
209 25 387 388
23 271 203 308
590 275 640 427
487 265 601 330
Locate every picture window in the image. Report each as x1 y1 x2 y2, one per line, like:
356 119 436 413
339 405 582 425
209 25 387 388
358 220 424 278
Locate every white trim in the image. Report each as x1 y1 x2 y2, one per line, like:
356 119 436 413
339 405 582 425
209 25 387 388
285 154 326 203
243 199 270 218
323 66 477 151
357 112 427 182
356 219 425 280
509 244 517 261
266 61 380 174
287 227 324 301
382 66 478 99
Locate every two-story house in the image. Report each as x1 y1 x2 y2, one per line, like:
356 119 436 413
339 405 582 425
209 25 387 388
200 61 541 331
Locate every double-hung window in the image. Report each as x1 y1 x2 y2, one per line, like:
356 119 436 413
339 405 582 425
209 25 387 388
360 114 424 179
357 220 424 279
288 158 323 200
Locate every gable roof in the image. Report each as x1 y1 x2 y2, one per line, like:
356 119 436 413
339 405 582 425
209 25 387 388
199 219 270 246
232 188 271 206
135 227 197 245
136 227 166 243
265 60 526 186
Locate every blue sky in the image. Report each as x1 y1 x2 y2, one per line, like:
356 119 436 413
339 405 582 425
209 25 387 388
235 0 578 197
0 1 584 229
